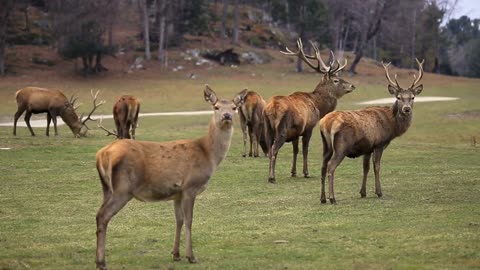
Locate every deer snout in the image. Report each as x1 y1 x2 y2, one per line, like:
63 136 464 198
402 106 412 114
223 113 232 121
347 84 356 92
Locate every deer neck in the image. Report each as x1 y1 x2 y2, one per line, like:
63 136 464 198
391 102 413 137
311 86 338 113
203 118 234 167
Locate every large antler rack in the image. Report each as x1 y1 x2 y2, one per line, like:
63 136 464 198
280 38 347 74
81 90 106 130
410 58 425 88
97 117 119 138
382 62 402 89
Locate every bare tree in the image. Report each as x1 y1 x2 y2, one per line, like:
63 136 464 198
157 0 167 65
221 0 228 48
0 0 14 76
139 0 151 60
348 0 393 74
232 0 239 45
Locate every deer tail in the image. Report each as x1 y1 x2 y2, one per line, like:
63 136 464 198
96 150 114 194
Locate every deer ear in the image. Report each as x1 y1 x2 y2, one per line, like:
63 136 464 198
388 84 398 95
204 84 217 105
413 84 423 96
234 89 248 106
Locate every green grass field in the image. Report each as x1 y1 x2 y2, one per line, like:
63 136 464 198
0 63 479 269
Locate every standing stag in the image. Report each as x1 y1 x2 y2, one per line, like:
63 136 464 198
238 89 268 157
13 87 104 137
94 85 247 269
263 39 355 183
319 59 424 204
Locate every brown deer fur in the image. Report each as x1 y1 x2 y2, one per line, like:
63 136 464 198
94 85 247 270
113 95 140 139
14 87 85 137
238 89 268 157
263 39 355 183
319 59 424 204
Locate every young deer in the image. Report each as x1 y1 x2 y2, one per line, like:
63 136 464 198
13 87 104 137
113 95 140 139
263 39 355 183
238 89 268 157
319 59 424 204
94 85 247 269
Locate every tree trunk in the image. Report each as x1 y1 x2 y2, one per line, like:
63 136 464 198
0 0 14 76
140 0 151 60
157 0 166 65
232 0 239 45
221 0 228 48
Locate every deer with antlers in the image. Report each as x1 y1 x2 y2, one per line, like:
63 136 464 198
94 85 247 269
263 39 355 183
319 59 424 204
13 87 105 137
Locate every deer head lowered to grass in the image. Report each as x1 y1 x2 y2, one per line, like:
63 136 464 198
94 85 247 270
263 38 355 183
13 87 105 137
319 59 424 204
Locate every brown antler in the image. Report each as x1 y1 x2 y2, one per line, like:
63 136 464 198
281 39 329 73
97 117 119 138
81 89 106 129
410 58 425 88
382 62 401 89
281 38 347 74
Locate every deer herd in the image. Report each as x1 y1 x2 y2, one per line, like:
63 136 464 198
11 38 425 269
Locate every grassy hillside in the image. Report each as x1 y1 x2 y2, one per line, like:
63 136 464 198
0 56 479 269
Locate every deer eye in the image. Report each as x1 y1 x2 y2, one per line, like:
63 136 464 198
396 96 401 100
411 97 415 100
214 106 220 110
232 106 237 110
333 79 339 83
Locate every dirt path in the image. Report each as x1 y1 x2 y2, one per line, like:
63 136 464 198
0 111 212 127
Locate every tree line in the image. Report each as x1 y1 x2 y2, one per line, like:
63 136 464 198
0 0 478 77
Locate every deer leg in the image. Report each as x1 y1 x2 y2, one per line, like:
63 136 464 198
372 147 384 198
248 126 254 157
320 141 333 204
181 194 197 263
172 199 183 261
327 151 346 204
24 111 35 136
268 135 286 183
360 153 372 198
96 193 132 270
46 113 52 136
291 138 299 177
13 107 26 136
302 130 313 178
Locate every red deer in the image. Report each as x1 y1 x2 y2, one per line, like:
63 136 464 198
238 89 268 157
263 39 355 183
113 95 140 139
13 87 104 137
94 85 247 269
319 59 424 204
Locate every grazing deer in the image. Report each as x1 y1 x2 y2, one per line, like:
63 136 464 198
94 85 247 270
13 87 104 137
238 89 268 157
263 39 355 183
113 95 140 139
319 59 424 204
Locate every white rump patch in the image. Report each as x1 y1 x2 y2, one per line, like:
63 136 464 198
357 96 459 105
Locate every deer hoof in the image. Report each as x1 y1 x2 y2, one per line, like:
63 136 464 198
321 199 327 204
172 251 181 261
187 256 197 264
291 172 297 177
329 198 336 204
376 193 383 198
268 177 276 184
360 192 367 198
304 174 310 178
96 261 107 270
242 154 246 157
